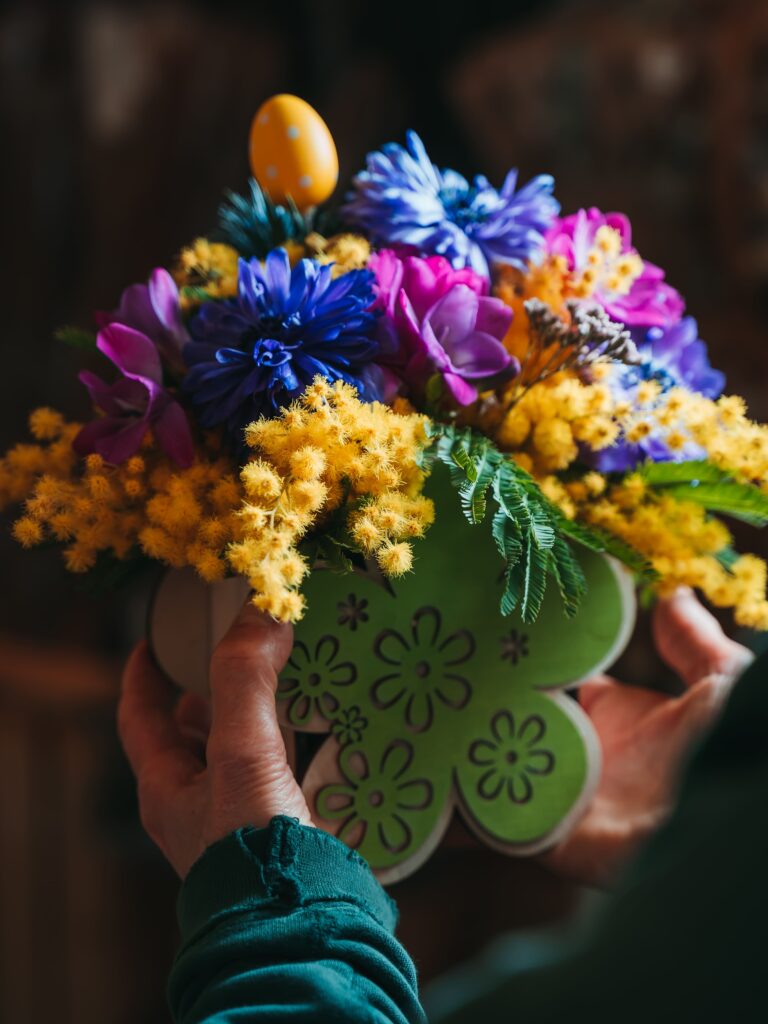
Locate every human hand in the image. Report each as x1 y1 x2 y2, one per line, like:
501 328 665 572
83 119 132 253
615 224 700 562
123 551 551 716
118 603 312 878
542 588 753 888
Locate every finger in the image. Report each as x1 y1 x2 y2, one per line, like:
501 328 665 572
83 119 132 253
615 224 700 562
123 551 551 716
207 602 294 765
578 673 666 733
174 692 212 743
653 588 753 688
577 674 615 715
118 641 200 780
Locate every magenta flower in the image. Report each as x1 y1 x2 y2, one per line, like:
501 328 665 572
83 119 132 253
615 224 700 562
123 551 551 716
74 324 194 466
370 250 516 405
96 268 188 374
545 208 684 328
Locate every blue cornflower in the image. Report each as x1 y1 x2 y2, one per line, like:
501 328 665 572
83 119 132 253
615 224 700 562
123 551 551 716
183 249 381 442
343 131 559 276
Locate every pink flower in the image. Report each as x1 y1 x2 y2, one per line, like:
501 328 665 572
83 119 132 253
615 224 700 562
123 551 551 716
546 208 684 328
74 324 194 466
95 268 188 375
370 250 516 405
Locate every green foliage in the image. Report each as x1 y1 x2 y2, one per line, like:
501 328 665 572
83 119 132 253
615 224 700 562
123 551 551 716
180 285 214 305
426 424 650 623
554 515 656 580
548 537 588 618
662 482 768 526
55 326 97 350
715 546 740 573
213 178 309 259
638 459 768 527
636 460 729 485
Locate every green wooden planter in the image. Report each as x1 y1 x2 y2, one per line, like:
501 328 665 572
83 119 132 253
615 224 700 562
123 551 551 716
150 464 635 884
279 465 635 883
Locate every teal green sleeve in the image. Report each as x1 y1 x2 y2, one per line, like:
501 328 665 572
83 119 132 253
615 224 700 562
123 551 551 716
170 654 768 1023
168 816 426 1023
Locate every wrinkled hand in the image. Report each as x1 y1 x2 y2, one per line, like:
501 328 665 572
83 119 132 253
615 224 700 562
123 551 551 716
542 588 753 887
118 603 312 879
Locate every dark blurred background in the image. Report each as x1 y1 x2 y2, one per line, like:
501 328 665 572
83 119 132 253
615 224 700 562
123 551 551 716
2 0 768 1019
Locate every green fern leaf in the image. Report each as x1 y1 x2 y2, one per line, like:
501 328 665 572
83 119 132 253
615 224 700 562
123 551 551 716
516 540 549 623
636 460 731 486
459 446 500 524
556 515 656 580
493 510 525 616
548 537 587 617
662 481 768 526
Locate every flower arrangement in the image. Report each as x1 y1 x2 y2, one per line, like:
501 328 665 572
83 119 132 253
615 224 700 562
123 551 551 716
5 93 768 631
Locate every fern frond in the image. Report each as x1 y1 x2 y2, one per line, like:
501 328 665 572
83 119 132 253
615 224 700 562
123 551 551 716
459 445 500 524
636 460 730 486
662 481 768 527
548 537 587 618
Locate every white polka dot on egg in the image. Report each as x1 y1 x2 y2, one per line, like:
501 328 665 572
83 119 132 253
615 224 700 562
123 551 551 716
299 175 312 188
266 165 278 178
287 126 300 139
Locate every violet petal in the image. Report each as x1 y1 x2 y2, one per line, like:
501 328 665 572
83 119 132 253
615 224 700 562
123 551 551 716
152 399 195 468
97 324 163 385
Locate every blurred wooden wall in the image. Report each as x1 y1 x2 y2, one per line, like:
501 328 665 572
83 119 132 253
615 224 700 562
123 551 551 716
0 641 177 1023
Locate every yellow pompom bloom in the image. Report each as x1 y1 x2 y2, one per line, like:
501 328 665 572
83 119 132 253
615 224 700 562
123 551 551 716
377 541 414 576
193 550 227 583
350 515 383 552
13 517 43 547
531 418 577 471
273 591 306 623
280 553 309 586
174 238 239 309
285 478 327 514
289 446 326 481
307 233 371 276
497 407 531 449
28 407 65 441
240 460 283 504
64 545 97 573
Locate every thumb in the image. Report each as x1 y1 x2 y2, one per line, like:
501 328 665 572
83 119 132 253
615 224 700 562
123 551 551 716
207 602 294 762
205 601 312 835
653 588 752 688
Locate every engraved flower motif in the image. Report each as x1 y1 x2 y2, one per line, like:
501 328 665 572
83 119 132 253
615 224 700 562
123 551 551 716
278 635 356 727
372 606 474 732
337 593 370 631
500 629 529 665
317 739 433 855
469 711 555 803
331 705 368 746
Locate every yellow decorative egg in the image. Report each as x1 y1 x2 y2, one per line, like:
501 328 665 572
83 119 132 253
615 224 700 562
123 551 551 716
249 94 339 210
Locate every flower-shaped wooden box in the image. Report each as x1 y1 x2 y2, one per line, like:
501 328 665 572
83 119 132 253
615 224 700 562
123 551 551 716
151 465 634 883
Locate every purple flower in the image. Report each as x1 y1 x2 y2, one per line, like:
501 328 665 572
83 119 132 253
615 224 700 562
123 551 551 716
370 249 516 405
633 317 724 399
343 131 559 277
586 317 724 472
546 208 684 329
96 268 188 374
74 324 194 466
